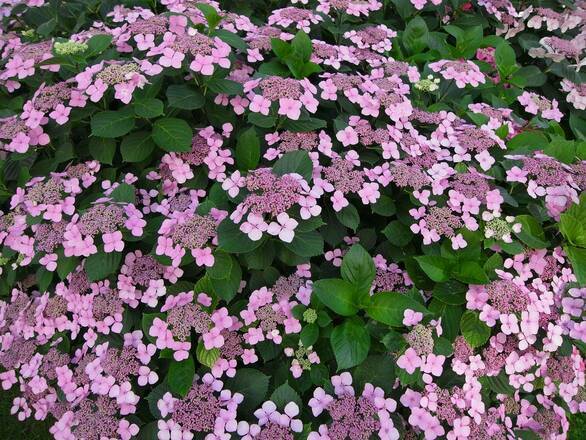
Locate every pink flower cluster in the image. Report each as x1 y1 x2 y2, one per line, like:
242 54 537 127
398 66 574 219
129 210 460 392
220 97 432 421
0 0 584 439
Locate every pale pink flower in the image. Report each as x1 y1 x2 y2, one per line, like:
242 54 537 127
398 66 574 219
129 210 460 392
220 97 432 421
403 309 423 326
103 231 124 253
39 253 58 272
397 348 421 374
159 48 185 69
240 213 268 241
49 104 71 125
336 126 359 147
267 213 298 243
249 95 271 115
193 247 215 267
190 54 214 75
278 98 302 120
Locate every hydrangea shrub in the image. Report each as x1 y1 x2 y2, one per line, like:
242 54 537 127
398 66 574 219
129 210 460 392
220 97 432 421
0 0 585 439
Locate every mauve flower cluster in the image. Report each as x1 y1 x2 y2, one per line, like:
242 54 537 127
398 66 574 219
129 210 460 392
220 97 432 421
0 0 584 439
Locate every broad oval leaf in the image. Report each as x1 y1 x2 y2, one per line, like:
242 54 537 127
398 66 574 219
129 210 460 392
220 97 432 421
91 108 135 138
312 278 359 317
330 318 370 370
366 291 429 326
152 117 193 152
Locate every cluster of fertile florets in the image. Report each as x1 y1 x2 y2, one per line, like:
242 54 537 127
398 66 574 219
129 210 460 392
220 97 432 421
151 126 235 187
505 152 582 220
0 13 232 154
5 178 146 265
156 373 242 438
0 0 585 439
224 167 322 243
239 275 306 345
308 372 400 439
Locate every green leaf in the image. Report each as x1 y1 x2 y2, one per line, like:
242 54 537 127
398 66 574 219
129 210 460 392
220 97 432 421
300 323 319 347
460 311 491 348
283 230 324 257
207 251 233 279
217 218 264 253
570 113 586 140
120 131 155 163
482 372 515 395
210 259 241 302
353 355 395 393
270 382 302 408
341 244 375 297
510 66 546 88
396 365 422 387
57 255 79 280
225 368 269 414
296 216 325 232
152 118 193 152
271 38 292 60
559 196 586 247
273 151 313 182
389 0 415 19
85 251 122 281
281 117 327 132
291 30 312 63
88 137 116 164
145 381 170 418
515 214 549 248
86 34 113 56
212 29 247 50
415 255 452 282
543 136 576 164
196 341 220 368
462 25 484 59
514 430 541 440
336 204 359 230
507 131 549 150
372 196 396 216
404 257 434 290
434 337 454 356
110 183 136 203
248 112 277 128
382 220 412 247
578 141 586 160
495 41 517 78
207 78 244 96
136 422 159 440
366 291 429 326
312 278 359 316
452 261 489 285
299 61 322 78
134 98 164 119
429 300 462 342
242 241 275 269
433 281 467 305
495 124 509 140
166 85 205 110
445 25 483 59
195 3 222 29
235 127 260 170
331 318 370 370
37 266 53 292
564 245 586 286
91 108 135 138
38 18 56 37
484 252 503 279
168 356 195 397
402 17 428 54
